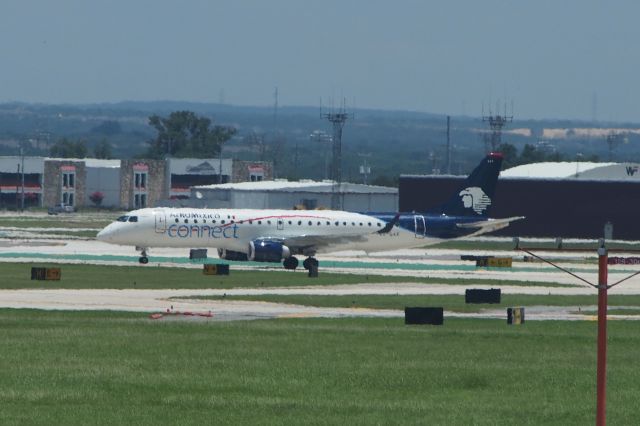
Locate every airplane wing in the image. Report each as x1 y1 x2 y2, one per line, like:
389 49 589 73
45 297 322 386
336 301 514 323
456 216 525 236
257 233 370 254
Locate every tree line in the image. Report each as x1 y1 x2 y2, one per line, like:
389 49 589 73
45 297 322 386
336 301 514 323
46 110 602 182
498 143 599 170
48 110 235 160
49 138 113 159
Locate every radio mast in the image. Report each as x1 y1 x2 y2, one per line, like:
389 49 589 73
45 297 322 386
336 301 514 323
482 101 513 152
321 99 353 210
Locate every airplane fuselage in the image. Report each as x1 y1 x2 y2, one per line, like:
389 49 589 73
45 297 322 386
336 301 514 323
97 207 474 255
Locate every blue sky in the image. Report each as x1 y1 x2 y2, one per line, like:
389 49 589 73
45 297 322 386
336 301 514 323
1 0 639 121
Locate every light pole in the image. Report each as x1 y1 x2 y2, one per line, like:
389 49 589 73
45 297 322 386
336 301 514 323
20 144 25 211
520 241 640 426
596 247 608 426
218 143 223 184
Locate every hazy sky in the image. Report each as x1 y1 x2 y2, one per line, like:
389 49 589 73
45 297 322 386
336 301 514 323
2 0 639 122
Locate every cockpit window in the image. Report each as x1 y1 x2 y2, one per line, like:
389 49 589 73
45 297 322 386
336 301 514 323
117 216 128 222
128 216 138 222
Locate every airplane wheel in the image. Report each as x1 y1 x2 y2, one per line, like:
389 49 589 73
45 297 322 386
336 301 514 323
283 256 299 270
302 257 318 270
139 256 149 264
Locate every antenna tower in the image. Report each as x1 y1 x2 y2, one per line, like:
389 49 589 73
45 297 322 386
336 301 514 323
321 100 353 210
445 116 451 174
273 87 278 124
482 102 513 152
606 132 621 162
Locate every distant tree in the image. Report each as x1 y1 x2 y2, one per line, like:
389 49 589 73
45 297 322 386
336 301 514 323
497 143 518 170
145 111 236 159
585 154 600 162
91 120 122 136
93 138 113 159
518 144 547 164
546 151 565 162
371 174 398 188
89 191 104 207
49 138 88 158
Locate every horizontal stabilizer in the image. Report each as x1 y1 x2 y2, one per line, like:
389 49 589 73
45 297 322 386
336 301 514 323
456 216 525 235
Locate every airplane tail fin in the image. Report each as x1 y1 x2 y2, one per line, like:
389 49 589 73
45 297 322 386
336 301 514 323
439 152 502 217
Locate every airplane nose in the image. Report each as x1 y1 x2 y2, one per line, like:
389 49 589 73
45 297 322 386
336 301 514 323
96 226 112 242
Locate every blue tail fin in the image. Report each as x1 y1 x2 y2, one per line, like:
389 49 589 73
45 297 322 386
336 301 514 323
439 152 502 217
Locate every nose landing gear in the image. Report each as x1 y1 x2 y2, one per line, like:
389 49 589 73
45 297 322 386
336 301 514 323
137 247 149 264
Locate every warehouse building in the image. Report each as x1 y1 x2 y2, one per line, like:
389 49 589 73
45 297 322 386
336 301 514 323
166 158 271 199
190 180 398 212
399 161 640 240
85 159 121 207
0 156 44 208
0 156 273 210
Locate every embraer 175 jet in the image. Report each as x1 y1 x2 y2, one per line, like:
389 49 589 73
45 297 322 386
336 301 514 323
97 152 523 270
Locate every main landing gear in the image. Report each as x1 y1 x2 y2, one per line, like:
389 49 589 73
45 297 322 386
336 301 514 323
302 257 318 270
282 256 319 271
137 247 149 264
283 256 299 270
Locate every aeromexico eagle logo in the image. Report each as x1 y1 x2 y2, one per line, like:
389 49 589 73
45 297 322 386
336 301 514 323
459 187 491 214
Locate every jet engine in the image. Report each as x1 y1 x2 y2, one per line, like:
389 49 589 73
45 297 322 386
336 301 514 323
248 240 291 263
217 248 249 261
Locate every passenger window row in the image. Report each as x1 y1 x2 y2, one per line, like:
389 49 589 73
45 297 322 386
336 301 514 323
172 217 383 228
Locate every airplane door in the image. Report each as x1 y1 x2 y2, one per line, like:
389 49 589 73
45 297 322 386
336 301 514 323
277 218 285 231
414 215 425 238
155 211 167 233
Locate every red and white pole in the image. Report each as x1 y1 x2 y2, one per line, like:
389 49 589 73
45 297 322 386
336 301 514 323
596 247 608 426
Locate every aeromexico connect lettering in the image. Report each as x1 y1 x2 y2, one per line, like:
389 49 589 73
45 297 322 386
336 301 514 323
166 223 240 239
96 152 524 269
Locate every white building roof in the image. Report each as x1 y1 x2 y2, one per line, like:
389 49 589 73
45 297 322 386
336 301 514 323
501 161 618 179
193 180 397 194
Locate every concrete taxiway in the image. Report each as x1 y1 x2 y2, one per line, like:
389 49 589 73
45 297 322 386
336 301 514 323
2 237 640 321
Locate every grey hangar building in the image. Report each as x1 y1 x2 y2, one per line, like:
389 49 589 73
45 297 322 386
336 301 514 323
399 161 640 241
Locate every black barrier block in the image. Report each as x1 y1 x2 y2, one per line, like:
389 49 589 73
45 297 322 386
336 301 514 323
404 307 444 325
462 255 494 262
216 264 230 275
189 249 208 260
475 258 490 267
31 267 46 280
465 288 501 304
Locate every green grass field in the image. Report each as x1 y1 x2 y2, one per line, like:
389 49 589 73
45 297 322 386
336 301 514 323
1 262 565 289
1 310 639 425
2 258 639 424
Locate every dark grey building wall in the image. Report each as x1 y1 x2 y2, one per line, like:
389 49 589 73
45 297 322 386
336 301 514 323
399 176 637 240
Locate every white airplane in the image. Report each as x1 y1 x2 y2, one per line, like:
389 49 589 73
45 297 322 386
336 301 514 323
97 153 523 270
